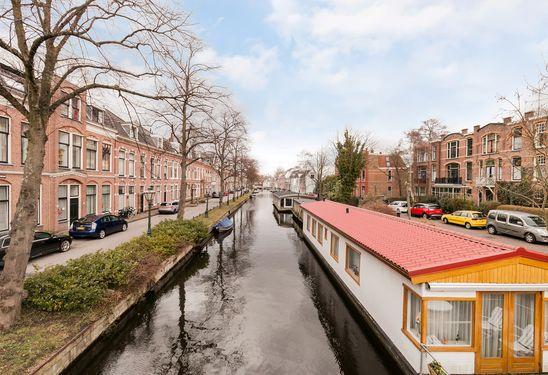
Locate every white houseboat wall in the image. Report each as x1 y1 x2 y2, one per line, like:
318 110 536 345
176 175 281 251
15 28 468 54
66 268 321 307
292 197 317 225
300 200 548 375
272 191 300 212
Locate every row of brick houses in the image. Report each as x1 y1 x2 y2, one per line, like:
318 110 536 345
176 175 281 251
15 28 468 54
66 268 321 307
412 112 547 204
0 85 221 234
354 152 407 199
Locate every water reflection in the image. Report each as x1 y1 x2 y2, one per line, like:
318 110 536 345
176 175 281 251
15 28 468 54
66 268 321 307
69 193 397 375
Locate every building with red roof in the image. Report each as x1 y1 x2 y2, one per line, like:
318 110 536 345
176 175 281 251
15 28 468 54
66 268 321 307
300 200 548 374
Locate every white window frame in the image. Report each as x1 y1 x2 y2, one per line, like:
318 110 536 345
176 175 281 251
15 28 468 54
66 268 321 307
118 150 126 177
0 116 10 164
0 185 10 232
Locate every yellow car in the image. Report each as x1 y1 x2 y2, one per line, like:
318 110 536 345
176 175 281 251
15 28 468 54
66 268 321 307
441 210 487 229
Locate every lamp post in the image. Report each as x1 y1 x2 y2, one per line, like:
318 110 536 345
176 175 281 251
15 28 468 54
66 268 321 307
143 187 155 236
205 192 210 218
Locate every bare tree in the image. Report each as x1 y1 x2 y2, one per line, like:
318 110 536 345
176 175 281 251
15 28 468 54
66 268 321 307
229 134 249 201
299 147 331 200
152 39 226 218
0 1 190 330
498 67 548 222
208 110 247 204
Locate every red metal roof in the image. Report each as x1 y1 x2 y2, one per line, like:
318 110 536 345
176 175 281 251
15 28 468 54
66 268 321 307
301 200 548 278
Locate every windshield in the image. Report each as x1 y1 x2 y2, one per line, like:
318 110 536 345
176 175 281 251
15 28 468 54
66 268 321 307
160 203 168 206
471 212 483 219
427 204 440 209
77 215 99 223
523 216 546 227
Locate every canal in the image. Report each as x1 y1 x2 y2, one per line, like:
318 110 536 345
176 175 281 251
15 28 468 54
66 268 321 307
70 193 399 375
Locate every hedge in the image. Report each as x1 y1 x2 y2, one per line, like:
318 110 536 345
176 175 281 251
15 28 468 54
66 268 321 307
497 205 545 216
24 218 209 312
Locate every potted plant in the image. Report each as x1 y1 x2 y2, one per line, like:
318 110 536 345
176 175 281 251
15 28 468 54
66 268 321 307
428 361 448 375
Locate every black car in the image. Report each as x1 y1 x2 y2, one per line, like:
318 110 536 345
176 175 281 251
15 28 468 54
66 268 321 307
69 213 128 239
0 231 72 268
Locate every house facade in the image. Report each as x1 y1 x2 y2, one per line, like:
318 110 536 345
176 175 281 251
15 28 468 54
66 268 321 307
0 88 219 234
412 113 547 203
355 152 407 199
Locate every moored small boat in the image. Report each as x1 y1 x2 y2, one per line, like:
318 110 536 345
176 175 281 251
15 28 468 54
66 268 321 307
213 217 233 232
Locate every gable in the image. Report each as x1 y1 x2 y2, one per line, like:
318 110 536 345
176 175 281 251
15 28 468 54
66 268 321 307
411 256 548 284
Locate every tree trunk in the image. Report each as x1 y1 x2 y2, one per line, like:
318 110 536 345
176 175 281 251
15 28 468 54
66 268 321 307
0 115 46 331
219 172 225 205
177 157 188 219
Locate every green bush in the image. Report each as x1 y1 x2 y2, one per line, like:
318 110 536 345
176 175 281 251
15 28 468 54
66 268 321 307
24 218 209 312
477 201 501 215
497 205 545 216
439 197 476 213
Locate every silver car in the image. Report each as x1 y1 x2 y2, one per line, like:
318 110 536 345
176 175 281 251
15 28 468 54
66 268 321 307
158 200 179 214
486 210 548 244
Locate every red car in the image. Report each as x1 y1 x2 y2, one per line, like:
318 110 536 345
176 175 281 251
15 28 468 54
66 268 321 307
410 203 443 219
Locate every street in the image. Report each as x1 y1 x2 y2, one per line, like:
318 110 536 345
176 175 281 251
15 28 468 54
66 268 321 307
404 215 548 253
25 195 235 275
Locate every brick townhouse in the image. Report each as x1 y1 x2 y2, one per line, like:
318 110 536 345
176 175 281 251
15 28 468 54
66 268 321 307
354 152 406 199
412 112 547 204
0 82 220 234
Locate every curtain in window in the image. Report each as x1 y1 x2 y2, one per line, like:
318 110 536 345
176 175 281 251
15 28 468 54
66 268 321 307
481 293 504 358
513 293 535 357
407 291 422 340
427 301 472 346
0 186 8 231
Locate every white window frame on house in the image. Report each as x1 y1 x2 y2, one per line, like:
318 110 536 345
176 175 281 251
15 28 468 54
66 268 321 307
101 185 111 213
446 141 459 159
535 123 546 148
431 145 437 161
512 127 522 151
481 133 499 154
466 137 473 157
0 185 10 232
426 299 473 347
86 185 97 215
118 150 126 177
128 185 135 208
128 152 135 177
101 143 112 172
86 105 104 124
0 116 10 164
431 165 437 181
535 154 546 179
71 134 82 169
118 185 126 209
21 122 29 164
37 185 42 226
57 185 68 223
466 161 472 181
512 157 522 181
140 154 146 178
60 94 81 121
86 139 98 170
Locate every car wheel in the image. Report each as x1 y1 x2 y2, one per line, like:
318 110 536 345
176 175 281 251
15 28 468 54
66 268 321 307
524 233 536 244
59 240 71 252
98 229 106 239
422 213 428 219
487 225 497 235
122 223 128 232
465 222 472 229
442 218 448 224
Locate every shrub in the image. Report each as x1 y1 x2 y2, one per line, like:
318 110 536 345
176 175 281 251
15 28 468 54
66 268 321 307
497 205 545 216
439 197 476 213
24 218 210 312
477 201 501 215
361 201 396 216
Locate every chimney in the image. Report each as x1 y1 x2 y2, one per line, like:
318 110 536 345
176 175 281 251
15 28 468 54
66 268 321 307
503 117 512 124
524 111 535 119
473 125 481 133
345 208 349 214
461 128 468 135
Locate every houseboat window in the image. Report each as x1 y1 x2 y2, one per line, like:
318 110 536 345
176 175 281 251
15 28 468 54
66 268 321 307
345 245 360 283
306 215 310 232
317 223 324 244
513 293 535 358
330 234 339 261
406 290 422 341
481 293 504 358
324 228 328 240
312 219 316 239
284 198 292 207
426 301 472 346
544 301 548 346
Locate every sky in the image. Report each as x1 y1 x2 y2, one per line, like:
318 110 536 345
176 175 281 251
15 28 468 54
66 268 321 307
181 0 548 174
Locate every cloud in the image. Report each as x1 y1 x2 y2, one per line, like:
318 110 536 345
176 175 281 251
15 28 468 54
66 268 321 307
202 44 279 90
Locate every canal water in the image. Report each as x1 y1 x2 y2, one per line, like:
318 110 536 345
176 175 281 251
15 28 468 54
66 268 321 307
72 193 398 375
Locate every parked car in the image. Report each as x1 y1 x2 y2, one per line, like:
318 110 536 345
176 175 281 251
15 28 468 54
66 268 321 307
211 192 219 198
387 200 408 214
410 203 443 219
0 232 72 268
159 200 179 214
69 214 128 239
441 210 487 229
487 210 548 244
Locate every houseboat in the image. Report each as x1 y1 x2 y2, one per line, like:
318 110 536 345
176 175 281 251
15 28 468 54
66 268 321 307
272 190 300 212
291 197 317 225
301 200 548 374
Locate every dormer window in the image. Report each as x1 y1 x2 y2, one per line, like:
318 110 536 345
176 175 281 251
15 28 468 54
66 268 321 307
129 125 138 139
86 105 104 124
60 93 81 121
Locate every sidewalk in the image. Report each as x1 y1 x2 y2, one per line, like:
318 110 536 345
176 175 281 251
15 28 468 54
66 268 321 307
26 194 237 275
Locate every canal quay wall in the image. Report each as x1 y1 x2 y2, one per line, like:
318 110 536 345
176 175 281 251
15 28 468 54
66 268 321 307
31 198 250 375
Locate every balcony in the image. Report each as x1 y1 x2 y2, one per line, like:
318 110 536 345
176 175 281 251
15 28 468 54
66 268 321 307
433 177 463 186
476 176 496 187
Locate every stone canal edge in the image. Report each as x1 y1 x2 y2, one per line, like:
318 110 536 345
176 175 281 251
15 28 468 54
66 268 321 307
30 197 250 375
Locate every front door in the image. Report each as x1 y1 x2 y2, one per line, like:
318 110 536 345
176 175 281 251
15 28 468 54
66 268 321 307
477 292 541 374
69 185 80 226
